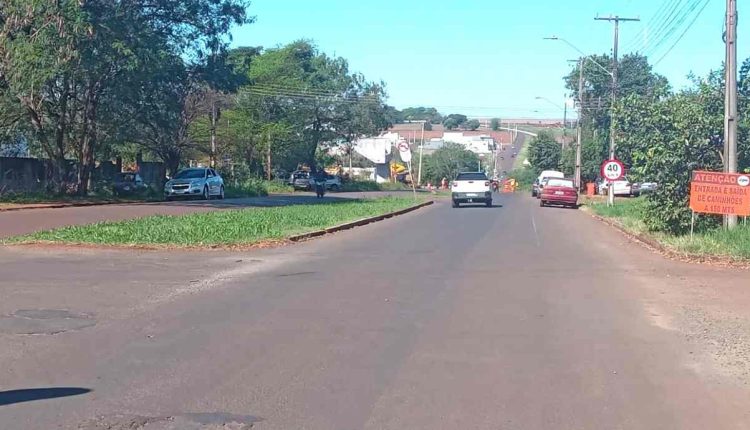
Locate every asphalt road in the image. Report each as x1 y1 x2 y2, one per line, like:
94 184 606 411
0 191 410 238
1 193 750 429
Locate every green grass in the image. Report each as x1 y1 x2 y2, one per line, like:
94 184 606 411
340 181 410 192
7 197 424 247
586 196 750 260
0 190 155 205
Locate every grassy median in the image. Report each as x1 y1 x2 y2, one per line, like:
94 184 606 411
7 197 424 248
586 196 750 260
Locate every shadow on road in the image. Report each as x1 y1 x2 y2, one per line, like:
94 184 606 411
455 204 504 209
0 387 91 406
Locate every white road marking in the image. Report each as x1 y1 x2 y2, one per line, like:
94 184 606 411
531 212 541 247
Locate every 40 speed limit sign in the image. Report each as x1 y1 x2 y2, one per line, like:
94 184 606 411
601 159 625 182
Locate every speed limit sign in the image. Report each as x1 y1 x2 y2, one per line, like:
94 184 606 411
601 159 624 182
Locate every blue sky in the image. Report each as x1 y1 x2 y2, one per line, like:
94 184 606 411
230 0 742 118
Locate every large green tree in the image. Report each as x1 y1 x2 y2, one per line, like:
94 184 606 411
527 131 562 172
0 0 250 193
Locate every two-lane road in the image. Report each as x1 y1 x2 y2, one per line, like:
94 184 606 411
1 193 749 429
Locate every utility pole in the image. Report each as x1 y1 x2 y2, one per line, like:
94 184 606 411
575 58 585 190
210 100 217 168
596 15 639 205
725 0 738 228
417 121 425 186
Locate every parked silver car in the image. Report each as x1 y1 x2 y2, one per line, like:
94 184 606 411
164 168 224 200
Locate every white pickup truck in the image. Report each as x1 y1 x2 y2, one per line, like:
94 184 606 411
451 172 492 208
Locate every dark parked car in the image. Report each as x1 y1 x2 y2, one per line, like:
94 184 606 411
113 172 147 197
289 171 312 190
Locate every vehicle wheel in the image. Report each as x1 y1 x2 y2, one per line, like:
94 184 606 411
486 200 492 207
202 186 209 200
540 200 545 207
452 201 459 208
219 186 225 200
330 184 340 192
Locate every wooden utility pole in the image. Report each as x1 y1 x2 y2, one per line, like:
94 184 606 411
595 15 639 205
725 0 739 228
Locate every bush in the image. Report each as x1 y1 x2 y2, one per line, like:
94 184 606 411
224 178 270 198
508 167 538 190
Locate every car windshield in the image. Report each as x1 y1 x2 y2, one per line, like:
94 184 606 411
116 173 136 182
456 173 487 181
174 169 205 179
547 179 574 188
294 172 309 179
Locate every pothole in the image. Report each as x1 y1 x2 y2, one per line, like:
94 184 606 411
79 412 262 429
0 309 95 335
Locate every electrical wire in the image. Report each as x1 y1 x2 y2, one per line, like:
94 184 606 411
653 0 711 65
642 0 705 58
622 0 684 53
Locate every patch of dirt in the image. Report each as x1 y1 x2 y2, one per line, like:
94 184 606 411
677 305 750 383
78 412 261 430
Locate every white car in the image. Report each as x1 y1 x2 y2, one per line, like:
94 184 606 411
598 177 632 196
309 174 342 191
451 172 492 207
164 168 225 200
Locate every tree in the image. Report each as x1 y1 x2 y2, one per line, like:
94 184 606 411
443 114 467 130
490 118 501 131
0 0 251 194
400 107 443 124
464 119 480 131
527 131 561 171
564 53 669 142
420 142 479 183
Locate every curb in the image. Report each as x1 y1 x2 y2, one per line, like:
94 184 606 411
0 199 154 212
289 200 434 242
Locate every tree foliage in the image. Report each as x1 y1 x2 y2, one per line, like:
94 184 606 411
527 131 562 172
398 107 443 124
0 0 250 193
420 142 479 183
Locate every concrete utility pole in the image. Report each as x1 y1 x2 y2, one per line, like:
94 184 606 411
576 58 584 190
417 121 425 186
724 0 739 228
595 15 639 205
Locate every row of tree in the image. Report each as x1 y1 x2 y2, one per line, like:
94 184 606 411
523 52 750 233
0 1 394 194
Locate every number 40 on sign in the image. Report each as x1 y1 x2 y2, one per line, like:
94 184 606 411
601 159 624 182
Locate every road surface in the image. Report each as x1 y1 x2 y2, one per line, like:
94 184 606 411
1 193 749 429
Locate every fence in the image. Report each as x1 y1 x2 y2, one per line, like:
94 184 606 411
0 157 165 194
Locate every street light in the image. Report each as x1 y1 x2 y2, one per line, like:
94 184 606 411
535 96 568 136
545 36 616 200
544 36 614 78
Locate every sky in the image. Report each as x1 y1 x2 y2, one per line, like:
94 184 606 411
230 0 743 119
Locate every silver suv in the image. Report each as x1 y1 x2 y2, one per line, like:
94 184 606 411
164 168 225 200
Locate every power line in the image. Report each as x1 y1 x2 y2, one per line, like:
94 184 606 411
642 0 704 57
622 0 683 53
653 0 711 65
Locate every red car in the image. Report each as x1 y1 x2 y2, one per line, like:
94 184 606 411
540 178 578 208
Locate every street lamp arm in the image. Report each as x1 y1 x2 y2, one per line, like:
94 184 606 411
545 36 614 77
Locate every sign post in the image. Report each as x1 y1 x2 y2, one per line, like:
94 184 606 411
600 159 624 206
398 142 417 199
